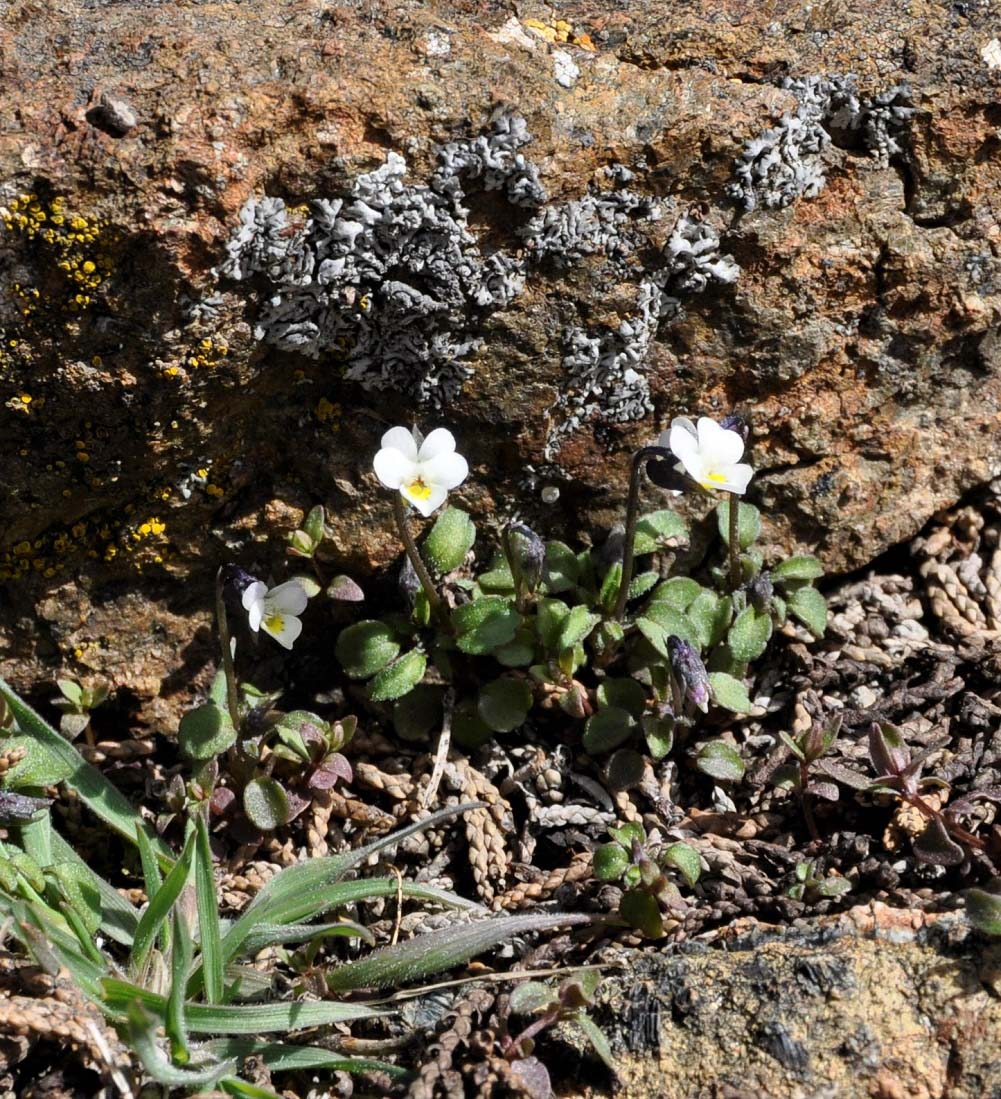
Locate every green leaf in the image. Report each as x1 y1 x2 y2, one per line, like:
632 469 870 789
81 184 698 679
451 704 494 749
203 1040 407 1080
649 577 701 610
558 606 601 652
49 831 139 946
965 889 1001 936
599 563 623 614
56 679 83 707
393 686 443 742
597 678 647 718
574 1012 617 1073
423 507 476 573
634 617 670 659
583 707 636 754
641 715 674 761
772 554 823 582
179 704 237 762
509 981 558 1015
50 861 103 936
494 629 536 668
717 500 761 550
619 890 663 938
106 980 384 1032
453 598 519 655
695 740 745 782
166 909 192 1064
788 586 828 637
326 912 591 992
477 679 532 734
593 843 630 882
335 621 400 679
536 599 571 652
543 542 579 593
477 554 515 594
641 602 700 647
126 1002 235 1088
194 814 224 1004
628 571 660 600
633 510 688 555
708 672 753 713
131 831 195 972
727 605 773 662
686 591 732 650
661 842 701 887
369 649 427 702
243 777 290 832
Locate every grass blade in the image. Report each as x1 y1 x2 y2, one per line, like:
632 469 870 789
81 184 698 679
0 676 173 863
167 908 193 1065
241 920 374 955
131 831 195 973
127 1001 236 1087
50 830 138 946
204 1039 408 1079
327 912 594 992
194 813 224 1004
102 979 386 1032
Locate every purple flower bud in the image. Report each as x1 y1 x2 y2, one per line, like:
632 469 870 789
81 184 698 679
667 635 711 713
219 564 261 616
748 571 773 610
599 525 625 567
398 554 420 607
506 521 545 592
719 413 748 441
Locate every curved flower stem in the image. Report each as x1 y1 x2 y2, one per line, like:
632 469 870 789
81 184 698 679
214 568 241 731
728 491 741 591
613 446 665 622
392 494 443 621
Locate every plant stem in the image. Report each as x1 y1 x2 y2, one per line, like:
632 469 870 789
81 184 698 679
215 568 241 731
392 494 443 621
728 491 741 591
613 446 663 622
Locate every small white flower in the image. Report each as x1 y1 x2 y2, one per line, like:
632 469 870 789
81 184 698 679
661 415 753 495
372 426 468 517
241 580 309 650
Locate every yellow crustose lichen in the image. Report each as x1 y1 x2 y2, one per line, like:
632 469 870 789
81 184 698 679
1 194 112 312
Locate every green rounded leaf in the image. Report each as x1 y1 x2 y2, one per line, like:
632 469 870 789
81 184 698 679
620 889 664 938
423 507 476 574
477 678 532 733
633 510 688 555
509 981 557 1016
593 843 630 882
966 889 1001 936
558 606 601 652
369 649 427 703
717 500 761 550
641 715 674 761
641 602 700 647
178 704 237 762
336 621 400 679
543 542 579 593
451 704 494 749
393 685 443 742
772 554 823 582
453 598 519 655
494 629 536 668
687 591 732 650
695 740 746 782
243 776 290 831
583 707 635 754
727 605 773 662
649 577 701 610
661 842 701 887
628 571 660 600
708 671 753 713
788 586 828 637
536 599 571 651
597 678 647 719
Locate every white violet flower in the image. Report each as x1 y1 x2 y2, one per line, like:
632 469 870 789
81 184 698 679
661 416 753 495
372 426 468 517
242 580 309 650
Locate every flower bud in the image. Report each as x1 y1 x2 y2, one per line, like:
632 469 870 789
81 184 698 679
506 521 545 592
748 571 773 611
719 413 748 441
667 635 710 713
218 564 261 616
398 553 421 607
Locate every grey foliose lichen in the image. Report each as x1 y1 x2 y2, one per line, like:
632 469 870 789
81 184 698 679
730 76 914 212
217 114 544 406
547 213 739 457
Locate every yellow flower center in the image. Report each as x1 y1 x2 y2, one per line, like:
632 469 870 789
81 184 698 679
702 471 728 488
264 614 286 634
405 479 433 501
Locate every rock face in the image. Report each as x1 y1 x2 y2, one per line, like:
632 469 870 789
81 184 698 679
1 0 1000 716
588 905 1001 1098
